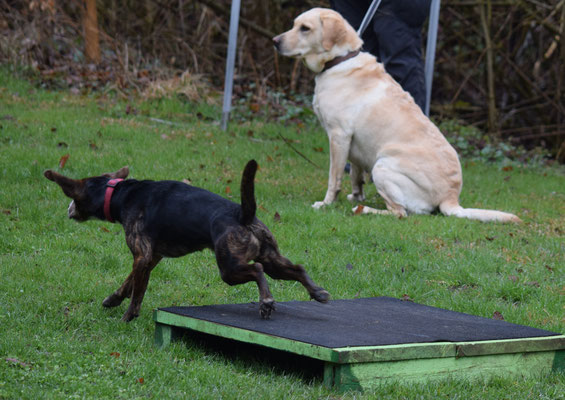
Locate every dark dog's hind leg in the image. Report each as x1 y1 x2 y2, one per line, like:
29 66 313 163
216 253 275 318
260 253 330 303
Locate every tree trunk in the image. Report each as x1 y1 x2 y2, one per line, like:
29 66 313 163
84 0 100 64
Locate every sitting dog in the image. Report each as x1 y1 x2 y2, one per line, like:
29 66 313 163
273 8 520 223
44 160 329 321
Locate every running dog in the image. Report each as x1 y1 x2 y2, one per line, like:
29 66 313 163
44 160 329 321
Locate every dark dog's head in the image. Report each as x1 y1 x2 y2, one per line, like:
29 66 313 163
44 167 129 222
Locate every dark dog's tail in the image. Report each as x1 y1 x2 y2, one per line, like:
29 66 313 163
240 160 258 225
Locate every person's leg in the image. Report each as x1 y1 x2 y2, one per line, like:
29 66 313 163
372 15 427 110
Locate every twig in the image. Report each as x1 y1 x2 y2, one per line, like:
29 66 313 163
195 0 276 40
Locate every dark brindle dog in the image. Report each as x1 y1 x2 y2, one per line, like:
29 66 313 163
44 160 329 321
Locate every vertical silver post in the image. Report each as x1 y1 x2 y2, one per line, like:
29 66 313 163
424 0 441 116
221 0 241 131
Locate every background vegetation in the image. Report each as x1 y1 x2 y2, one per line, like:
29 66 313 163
1 0 564 161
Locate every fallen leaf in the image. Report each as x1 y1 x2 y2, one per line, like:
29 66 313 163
346 263 354 271
249 103 260 113
57 141 68 148
485 236 496 241
225 186 231 194
100 227 110 233
266 155 274 162
313 147 324 153
137 377 144 384
110 352 120 358
182 178 192 185
273 212 281 222
2 209 11 215
51 127 57 132
401 294 413 302
525 281 540 288
58 154 70 169
493 311 504 320
502 166 513 172
246 130 254 137
545 265 554 273
508 275 519 282
354 205 364 215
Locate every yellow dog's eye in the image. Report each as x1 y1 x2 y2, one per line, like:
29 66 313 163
300 25 310 32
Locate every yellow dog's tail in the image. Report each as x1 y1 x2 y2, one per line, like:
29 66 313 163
439 202 521 223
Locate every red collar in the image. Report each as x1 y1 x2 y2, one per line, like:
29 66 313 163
103 179 123 223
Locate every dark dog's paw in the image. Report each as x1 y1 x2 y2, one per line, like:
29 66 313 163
121 310 138 322
259 298 276 319
102 293 123 308
311 289 330 303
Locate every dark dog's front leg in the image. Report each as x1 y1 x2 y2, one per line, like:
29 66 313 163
103 226 162 321
102 270 135 308
120 254 162 322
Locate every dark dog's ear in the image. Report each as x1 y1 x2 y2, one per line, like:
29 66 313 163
44 170 84 199
103 166 129 180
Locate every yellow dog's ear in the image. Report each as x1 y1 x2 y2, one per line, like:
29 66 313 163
321 12 347 51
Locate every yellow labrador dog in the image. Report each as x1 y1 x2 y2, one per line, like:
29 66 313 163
273 8 520 223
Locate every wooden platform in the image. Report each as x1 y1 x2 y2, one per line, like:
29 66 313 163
153 297 565 391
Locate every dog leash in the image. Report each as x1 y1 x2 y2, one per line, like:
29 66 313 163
357 0 383 36
104 178 123 223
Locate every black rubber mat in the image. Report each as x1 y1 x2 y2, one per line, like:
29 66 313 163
160 297 559 348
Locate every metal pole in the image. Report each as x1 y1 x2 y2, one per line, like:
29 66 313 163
424 0 441 116
357 0 383 36
221 0 241 131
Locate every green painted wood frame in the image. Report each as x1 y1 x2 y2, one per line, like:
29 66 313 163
153 309 565 391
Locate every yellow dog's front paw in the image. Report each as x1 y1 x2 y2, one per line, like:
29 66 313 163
312 201 326 209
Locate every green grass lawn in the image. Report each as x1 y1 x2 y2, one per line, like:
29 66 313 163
1 67 564 399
